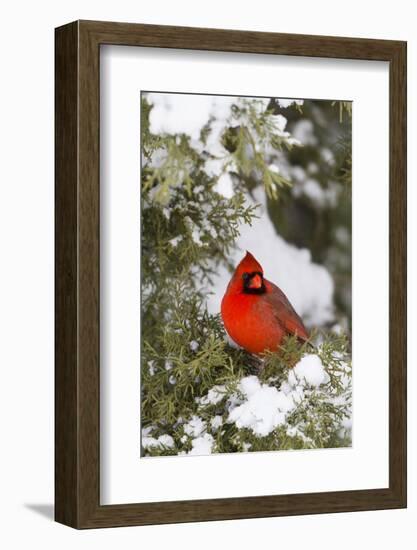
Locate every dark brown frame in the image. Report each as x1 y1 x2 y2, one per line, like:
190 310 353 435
55 20 407 529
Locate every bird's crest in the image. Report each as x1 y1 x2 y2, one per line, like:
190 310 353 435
235 251 263 276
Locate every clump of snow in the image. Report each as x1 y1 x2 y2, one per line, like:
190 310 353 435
290 354 330 387
169 235 182 247
292 178 340 209
331 322 345 335
205 226 218 239
320 147 335 166
147 93 232 141
225 355 333 438
199 385 227 406
286 136 302 147
210 415 223 431
301 178 323 203
214 172 234 198
189 340 199 352
191 228 203 246
187 433 215 456
237 376 259 397
147 360 156 376
275 114 288 132
291 165 307 183
294 178 323 205
142 429 175 450
227 375 296 436
276 98 304 109
183 415 206 437
158 434 175 447
307 162 319 175
291 119 317 146
184 216 204 246
286 425 311 443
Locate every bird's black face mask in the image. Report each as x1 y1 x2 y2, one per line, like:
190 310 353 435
242 271 266 294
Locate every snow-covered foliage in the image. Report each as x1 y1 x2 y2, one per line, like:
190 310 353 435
141 92 352 457
142 337 352 456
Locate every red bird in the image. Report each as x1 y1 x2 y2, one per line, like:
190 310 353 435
221 251 308 354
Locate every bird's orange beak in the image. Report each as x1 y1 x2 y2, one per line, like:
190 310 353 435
248 273 263 289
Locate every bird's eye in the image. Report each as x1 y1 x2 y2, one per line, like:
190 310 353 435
242 273 250 281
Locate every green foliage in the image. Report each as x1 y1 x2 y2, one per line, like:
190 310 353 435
142 332 351 456
265 99 352 331
220 100 295 199
140 94 352 457
332 100 353 123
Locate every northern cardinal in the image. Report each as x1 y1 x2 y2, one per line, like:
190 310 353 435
221 251 308 354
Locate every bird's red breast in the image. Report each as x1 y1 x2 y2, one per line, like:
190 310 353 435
221 251 308 354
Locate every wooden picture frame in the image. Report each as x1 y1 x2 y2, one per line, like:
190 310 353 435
55 20 407 529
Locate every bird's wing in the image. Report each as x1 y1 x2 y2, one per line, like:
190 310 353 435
263 281 309 341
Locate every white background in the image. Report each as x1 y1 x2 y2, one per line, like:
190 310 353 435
101 47 389 504
0 1 415 549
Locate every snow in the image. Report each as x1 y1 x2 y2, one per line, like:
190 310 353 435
291 165 307 182
321 147 335 166
307 162 319 175
239 375 261 397
302 178 324 203
187 433 215 456
145 93 298 184
292 354 330 387
147 93 232 141
292 171 341 208
286 426 311 443
189 340 199 352
169 236 182 247
226 355 332 438
276 98 304 109
199 385 227 406
275 114 288 132
183 415 206 437
147 360 156 376
184 216 204 246
146 92 235 166
227 375 296 436
144 351 349 455
158 434 175 447
292 177 340 209
291 119 317 146
214 172 234 198
142 431 175 450
210 415 223 431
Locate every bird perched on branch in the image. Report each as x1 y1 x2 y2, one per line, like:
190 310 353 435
221 251 308 355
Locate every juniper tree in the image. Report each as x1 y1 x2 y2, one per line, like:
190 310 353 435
140 94 352 457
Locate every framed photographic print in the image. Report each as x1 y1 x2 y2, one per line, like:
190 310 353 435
55 20 407 528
